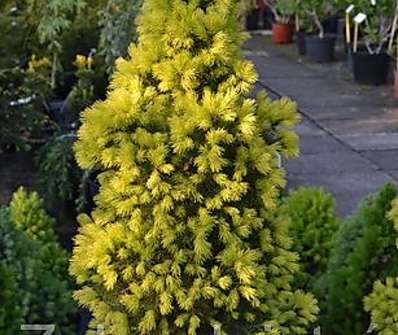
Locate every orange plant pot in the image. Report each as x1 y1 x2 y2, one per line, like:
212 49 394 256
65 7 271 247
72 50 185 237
272 22 293 44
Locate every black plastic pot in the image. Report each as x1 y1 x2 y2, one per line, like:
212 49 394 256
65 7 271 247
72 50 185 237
246 9 259 31
352 52 391 85
262 9 273 29
296 31 307 55
323 15 339 34
346 44 353 71
305 35 336 62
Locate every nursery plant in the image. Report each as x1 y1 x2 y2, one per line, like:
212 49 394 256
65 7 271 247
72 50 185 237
348 0 397 84
296 0 339 61
0 60 52 152
317 184 398 335
69 0 319 332
0 188 76 335
265 0 297 43
29 0 85 88
265 0 296 24
283 187 338 290
299 0 337 38
364 198 398 335
353 0 397 54
98 0 144 72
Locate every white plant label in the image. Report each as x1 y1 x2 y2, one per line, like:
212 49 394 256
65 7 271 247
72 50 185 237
370 0 376 5
346 4 355 13
354 13 367 24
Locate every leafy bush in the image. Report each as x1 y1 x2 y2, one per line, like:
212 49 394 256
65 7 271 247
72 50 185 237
284 187 338 289
0 63 52 152
35 133 81 208
98 0 143 72
69 0 319 332
0 262 21 334
317 183 398 335
0 189 76 335
297 0 338 37
265 0 298 24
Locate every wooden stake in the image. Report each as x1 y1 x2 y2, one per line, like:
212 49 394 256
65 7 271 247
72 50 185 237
295 14 300 32
345 13 351 44
388 1 398 53
353 22 359 53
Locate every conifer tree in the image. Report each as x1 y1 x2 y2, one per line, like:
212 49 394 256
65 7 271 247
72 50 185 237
70 0 318 333
318 184 398 335
364 198 398 335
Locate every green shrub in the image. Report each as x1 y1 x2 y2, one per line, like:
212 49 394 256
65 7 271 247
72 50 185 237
365 277 398 335
0 65 51 152
364 198 398 335
69 0 319 332
317 183 398 335
0 262 21 334
35 133 81 207
0 189 76 335
284 187 338 289
98 0 143 72
10 187 57 243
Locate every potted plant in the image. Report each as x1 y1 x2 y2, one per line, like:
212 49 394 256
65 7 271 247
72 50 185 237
294 0 313 55
299 0 338 62
241 0 261 30
265 0 296 43
351 0 397 85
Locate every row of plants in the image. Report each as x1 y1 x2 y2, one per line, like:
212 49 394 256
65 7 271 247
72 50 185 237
3 173 398 333
284 183 398 335
246 0 398 87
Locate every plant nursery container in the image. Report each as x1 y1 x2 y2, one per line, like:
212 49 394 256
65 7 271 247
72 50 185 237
272 23 293 44
352 52 390 85
323 15 339 35
346 44 353 71
296 31 307 55
262 9 273 29
305 35 336 62
246 9 259 31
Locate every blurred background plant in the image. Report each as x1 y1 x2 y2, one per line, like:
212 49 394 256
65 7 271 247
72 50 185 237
98 0 143 72
0 56 53 152
0 188 76 335
316 183 398 335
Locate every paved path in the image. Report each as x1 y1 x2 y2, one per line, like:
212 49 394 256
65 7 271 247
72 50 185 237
246 35 398 216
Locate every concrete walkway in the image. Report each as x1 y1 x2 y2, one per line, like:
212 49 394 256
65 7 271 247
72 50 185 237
246 35 398 216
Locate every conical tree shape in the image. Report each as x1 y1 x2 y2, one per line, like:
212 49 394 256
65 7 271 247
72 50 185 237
70 0 318 333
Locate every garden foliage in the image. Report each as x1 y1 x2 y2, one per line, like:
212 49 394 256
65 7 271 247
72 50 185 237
69 0 319 332
0 62 51 152
35 133 81 207
283 187 338 289
317 183 398 335
0 188 76 335
363 198 398 335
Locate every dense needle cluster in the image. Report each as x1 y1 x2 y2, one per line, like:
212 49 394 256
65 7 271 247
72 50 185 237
70 0 318 333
